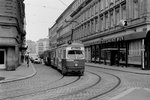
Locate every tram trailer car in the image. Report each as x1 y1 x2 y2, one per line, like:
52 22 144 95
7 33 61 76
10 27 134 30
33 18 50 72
50 42 85 76
43 50 51 66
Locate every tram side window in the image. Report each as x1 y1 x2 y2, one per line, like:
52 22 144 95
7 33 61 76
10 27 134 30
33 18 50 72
63 50 66 59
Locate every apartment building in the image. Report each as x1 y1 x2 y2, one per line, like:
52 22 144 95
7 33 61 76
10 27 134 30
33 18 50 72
49 23 57 50
36 38 49 55
51 0 150 70
26 40 36 54
0 0 26 70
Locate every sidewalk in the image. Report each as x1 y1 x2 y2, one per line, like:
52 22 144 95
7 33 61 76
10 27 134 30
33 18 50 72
0 63 36 83
86 63 150 75
85 63 150 100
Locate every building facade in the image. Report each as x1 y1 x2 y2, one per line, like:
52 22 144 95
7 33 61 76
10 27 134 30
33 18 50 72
36 38 49 55
49 23 58 51
50 0 150 70
0 0 26 70
26 40 36 54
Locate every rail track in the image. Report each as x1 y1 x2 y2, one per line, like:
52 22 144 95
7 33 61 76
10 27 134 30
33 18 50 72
2 65 122 100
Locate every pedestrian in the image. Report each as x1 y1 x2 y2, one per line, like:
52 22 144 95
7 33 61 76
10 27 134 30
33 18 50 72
26 55 30 67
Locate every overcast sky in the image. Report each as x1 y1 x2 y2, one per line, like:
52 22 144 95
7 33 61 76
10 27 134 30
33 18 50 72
24 0 74 42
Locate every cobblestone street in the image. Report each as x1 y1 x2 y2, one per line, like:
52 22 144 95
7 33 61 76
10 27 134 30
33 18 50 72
0 63 150 100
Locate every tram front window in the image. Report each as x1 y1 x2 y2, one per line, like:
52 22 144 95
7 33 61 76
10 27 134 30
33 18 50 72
67 50 84 59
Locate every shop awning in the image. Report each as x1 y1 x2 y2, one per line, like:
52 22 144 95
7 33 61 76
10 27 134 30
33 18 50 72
124 31 147 40
84 31 147 46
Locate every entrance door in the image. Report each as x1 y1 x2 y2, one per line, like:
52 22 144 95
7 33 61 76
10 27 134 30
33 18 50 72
145 31 150 70
110 50 118 66
0 50 5 69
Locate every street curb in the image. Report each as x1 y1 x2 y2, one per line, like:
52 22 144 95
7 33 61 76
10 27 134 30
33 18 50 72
86 63 150 75
0 64 37 84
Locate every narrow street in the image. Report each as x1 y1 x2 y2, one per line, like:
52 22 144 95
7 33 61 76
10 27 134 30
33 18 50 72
0 63 150 100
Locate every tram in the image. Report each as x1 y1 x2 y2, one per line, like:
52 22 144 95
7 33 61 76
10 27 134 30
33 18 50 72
44 41 85 76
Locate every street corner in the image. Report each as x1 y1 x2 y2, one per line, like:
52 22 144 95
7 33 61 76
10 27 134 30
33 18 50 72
0 63 36 84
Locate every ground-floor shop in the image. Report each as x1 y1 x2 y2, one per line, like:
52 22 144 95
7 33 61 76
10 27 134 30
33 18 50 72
0 26 25 71
84 30 150 70
0 45 22 70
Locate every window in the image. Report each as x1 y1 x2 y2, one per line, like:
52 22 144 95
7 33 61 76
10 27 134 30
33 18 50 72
110 0 114 5
95 17 99 32
100 0 104 10
68 50 83 55
121 4 126 20
0 50 4 64
129 40 142 56
67 50 84 59
133 0 139 19
110 9 114 28
87 21 90 35
105 13 109 29
105 0 109 7
115 7 120 25
91 19 94 33
63 50 66 59
95 2 99 14
100 15 104 31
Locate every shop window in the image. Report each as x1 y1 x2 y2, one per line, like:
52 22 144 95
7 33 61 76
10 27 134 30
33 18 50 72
0 51 4 64
129 40 142 56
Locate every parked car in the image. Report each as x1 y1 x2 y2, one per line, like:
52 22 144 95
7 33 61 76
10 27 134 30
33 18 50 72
34 58 41 64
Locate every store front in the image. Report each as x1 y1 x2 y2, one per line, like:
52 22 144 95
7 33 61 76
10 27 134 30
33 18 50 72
84 30 150 69
99 37 127 66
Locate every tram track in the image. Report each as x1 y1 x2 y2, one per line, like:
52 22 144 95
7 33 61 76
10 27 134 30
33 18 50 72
2 65 121 100
1 75 80 100
46 71 102 100
48 67 121 100
88 70 121 100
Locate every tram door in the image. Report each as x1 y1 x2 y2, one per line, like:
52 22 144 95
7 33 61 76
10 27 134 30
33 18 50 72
0 50 5 69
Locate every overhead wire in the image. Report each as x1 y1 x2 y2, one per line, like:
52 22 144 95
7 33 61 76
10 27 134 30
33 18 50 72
58 0 68 7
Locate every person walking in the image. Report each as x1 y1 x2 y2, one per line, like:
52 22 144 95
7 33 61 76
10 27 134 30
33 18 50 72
26 55 30 67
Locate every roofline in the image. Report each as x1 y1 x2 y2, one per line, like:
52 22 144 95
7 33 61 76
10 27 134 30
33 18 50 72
56 0 76 23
